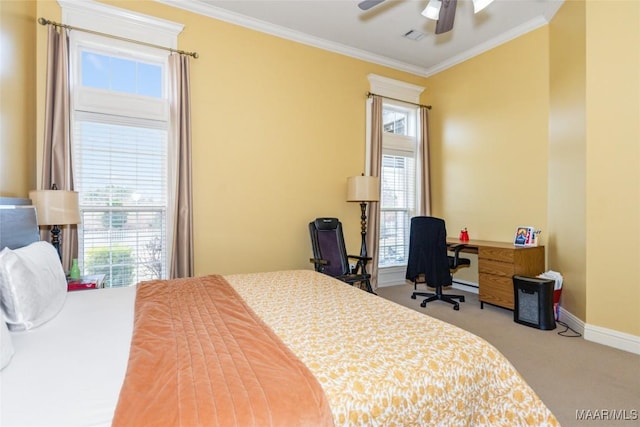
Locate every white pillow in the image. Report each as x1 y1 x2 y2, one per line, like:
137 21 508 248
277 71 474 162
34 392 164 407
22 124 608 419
0 241 67 331
0 319 14 370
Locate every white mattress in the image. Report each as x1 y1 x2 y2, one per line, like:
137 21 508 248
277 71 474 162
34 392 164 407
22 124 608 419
1 285 136 427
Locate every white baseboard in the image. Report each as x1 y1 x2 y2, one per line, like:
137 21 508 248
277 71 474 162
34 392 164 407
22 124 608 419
451 279 479 294
378 274 479 295
376 266 406 288
559 307 640 355
557 307 585 335
584 323 640 355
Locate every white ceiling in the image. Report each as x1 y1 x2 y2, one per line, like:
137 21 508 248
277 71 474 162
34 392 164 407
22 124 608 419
160 0 564 76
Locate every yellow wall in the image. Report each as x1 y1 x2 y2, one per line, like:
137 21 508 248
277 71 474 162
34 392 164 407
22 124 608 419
425 28 550 284
585 1 639 335
549 1 587 320
426 28 549 240
0 0 37 197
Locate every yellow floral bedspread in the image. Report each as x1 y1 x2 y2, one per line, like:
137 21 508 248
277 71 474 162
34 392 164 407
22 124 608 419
225 270 559 427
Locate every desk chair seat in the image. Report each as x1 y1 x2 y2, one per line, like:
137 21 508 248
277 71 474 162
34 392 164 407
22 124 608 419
309 218 374 293
406 216 471 310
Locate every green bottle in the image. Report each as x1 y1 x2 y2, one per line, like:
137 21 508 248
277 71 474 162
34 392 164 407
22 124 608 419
69 258 81 280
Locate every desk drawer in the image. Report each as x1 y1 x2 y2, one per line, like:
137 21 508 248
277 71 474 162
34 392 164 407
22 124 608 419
479 246 514 263
479 273 514 310
478 259 515 277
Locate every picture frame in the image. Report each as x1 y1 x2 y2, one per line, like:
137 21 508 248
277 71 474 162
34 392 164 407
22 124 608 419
514 226 537 247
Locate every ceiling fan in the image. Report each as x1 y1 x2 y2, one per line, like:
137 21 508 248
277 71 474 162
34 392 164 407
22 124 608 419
358 0 495 34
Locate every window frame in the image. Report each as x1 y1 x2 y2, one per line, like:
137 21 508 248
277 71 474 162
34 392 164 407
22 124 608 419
71 33 169 120
378 102 419 270
70 45 170 287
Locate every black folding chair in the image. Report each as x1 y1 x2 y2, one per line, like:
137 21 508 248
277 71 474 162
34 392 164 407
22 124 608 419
309 217 374 293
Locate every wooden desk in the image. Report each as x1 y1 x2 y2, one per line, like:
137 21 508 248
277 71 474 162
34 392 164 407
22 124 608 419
447 238 545 310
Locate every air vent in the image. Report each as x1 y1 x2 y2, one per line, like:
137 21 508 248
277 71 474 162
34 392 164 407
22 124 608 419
402 29 425 41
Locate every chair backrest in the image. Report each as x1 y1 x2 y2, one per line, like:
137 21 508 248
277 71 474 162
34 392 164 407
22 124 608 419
405 216 452 286
309 218 350 277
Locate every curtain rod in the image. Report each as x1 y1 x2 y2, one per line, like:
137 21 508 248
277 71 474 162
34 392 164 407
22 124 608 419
367 92 431 110
38 17 199 59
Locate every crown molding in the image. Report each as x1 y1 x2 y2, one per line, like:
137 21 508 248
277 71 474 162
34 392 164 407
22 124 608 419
154 0 428 76
423 15 550 76
155 0 553 78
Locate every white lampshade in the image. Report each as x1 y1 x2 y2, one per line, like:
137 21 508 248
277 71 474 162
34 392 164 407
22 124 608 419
347 176 380 202
472 0 494 13
29 190 81 226
421 0 442 20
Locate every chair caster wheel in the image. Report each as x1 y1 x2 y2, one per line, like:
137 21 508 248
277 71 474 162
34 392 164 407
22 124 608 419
420 301 427 308
411 294 416 300
460 296 465 303
453 304 459 311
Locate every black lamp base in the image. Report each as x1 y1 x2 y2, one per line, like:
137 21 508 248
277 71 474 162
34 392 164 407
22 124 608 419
50 224 62 260
359 201 369 258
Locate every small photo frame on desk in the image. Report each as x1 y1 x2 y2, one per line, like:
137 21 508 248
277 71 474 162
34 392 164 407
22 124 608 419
514 226 538 247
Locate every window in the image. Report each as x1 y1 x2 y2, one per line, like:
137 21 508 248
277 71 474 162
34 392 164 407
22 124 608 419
81 51 162 97
382 108 408 135
366 74 425 286
66 4 177 288
378 103 418 268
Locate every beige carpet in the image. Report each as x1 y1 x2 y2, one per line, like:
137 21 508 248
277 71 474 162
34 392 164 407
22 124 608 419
376 284 640 427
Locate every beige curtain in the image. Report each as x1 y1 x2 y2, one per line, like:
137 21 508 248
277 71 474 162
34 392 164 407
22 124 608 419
168 53 194 278
41 25 76 272
418 106 432 216
365 95 383 290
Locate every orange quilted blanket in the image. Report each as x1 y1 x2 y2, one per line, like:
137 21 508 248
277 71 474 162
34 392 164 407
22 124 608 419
112 275 334 427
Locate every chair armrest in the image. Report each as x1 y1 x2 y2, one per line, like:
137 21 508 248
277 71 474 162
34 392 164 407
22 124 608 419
346 255 372 275
448 244 469 269
309 258 328 273
448 243 467 256
346 254 372 262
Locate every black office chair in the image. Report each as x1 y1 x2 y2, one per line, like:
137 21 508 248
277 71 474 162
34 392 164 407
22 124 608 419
406 216 470 310
309 218 375 293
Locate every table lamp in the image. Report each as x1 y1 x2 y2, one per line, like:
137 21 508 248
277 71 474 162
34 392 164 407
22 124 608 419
346 174 380 258
29 186 81 260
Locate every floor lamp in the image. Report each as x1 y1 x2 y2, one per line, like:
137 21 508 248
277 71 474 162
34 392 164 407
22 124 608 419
29 186 81 261
346 175 380 259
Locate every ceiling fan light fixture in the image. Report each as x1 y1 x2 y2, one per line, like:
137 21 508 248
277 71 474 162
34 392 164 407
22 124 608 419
472 0 494 13
421 0 442 21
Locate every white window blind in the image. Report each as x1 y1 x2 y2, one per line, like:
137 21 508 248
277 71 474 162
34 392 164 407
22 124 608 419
74 113 168 287
379 154 416 267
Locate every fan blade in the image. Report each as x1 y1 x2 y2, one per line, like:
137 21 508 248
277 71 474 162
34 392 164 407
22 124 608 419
358 0 386 11
435 0 457 34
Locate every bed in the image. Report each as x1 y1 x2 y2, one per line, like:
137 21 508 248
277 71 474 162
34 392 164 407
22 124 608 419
0 198 559 427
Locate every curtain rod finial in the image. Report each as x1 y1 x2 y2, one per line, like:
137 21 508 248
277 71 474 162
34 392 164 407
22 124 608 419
38 17 49 25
